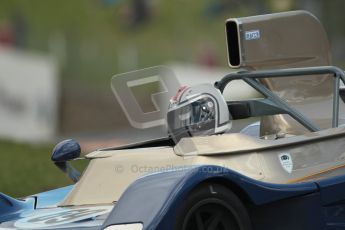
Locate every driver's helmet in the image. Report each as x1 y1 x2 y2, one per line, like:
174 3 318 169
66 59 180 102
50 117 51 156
167 83 231 143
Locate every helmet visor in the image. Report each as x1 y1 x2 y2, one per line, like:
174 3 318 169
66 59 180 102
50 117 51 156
167 97 216 140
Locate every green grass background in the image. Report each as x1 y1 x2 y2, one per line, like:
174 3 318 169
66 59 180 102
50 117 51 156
0 140 90 197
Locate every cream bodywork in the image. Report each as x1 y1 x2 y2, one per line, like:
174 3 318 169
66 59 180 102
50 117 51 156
61 126 345 206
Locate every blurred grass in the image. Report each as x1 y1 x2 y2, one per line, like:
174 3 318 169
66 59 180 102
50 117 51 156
0 140 87 198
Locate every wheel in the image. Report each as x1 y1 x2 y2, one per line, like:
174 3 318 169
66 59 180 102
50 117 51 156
175 183 251 230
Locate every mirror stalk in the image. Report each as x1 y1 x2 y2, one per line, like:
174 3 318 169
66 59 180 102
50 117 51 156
54 161 81 183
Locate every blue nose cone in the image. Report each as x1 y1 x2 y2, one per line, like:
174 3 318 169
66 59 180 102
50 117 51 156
51 139 81 162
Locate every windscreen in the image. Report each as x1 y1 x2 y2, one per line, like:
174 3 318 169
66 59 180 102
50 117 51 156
110 66 181 146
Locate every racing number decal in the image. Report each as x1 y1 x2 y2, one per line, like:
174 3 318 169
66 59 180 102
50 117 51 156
245 30 260 40
14 206 112 229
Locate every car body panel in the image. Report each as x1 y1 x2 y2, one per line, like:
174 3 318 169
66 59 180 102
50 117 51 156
0 185 112 230
0 205 113 229
101 165 345 230
0 193 35 223
101 165 319 230
34 186 74 209
0 186 72 224
2 165 345 229
60 125 345 206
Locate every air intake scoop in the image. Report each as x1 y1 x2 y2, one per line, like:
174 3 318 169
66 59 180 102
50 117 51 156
226 10 331 69
226 11 345 135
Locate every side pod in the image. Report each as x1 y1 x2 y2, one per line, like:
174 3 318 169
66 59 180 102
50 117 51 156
102 165 319 230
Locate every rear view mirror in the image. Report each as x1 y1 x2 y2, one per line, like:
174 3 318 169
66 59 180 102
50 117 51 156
51 139 80 162
51 139 81 182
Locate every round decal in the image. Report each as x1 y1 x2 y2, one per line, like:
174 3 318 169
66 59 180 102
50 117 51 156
279 153 293 173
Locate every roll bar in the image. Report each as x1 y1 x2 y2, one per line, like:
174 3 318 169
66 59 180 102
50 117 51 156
215 66 345 131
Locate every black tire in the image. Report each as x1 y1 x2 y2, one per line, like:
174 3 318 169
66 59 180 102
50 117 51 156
175 183 251 230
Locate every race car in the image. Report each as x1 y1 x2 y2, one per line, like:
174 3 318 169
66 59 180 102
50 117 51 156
2 10 345 230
